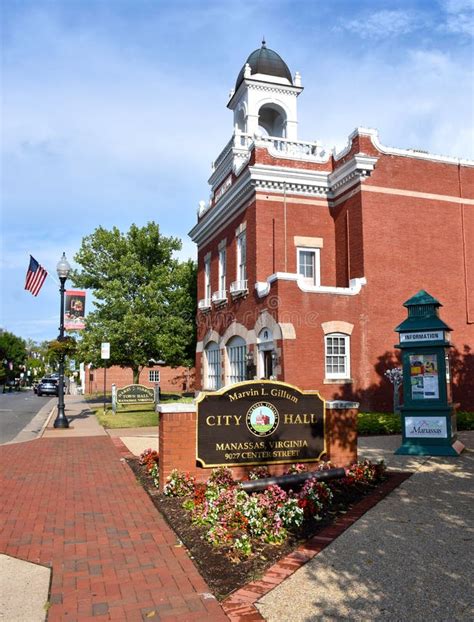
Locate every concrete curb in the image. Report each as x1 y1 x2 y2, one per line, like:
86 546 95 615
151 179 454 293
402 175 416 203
5 399 56 445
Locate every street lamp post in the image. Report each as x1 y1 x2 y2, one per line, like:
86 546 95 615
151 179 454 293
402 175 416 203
54 252 71 429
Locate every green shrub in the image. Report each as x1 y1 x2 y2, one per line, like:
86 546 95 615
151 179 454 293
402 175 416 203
357 413 402 436
457 411 474 431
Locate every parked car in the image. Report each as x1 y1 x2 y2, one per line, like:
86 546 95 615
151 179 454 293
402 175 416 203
2 379 20 393
37 377 62 397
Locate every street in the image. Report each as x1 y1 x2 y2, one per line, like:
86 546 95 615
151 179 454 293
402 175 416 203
0 389 55 444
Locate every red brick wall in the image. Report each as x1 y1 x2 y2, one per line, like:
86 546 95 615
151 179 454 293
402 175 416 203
85 365 195 394
194 143 474 410
158 407 357 491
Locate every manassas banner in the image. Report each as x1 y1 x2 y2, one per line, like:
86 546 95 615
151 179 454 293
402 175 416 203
196 381 326 467
65 290 86 330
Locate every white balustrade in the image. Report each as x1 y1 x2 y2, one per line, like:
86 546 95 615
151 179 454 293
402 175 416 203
212 290 227 304
230 280 248 296
198 298 211 311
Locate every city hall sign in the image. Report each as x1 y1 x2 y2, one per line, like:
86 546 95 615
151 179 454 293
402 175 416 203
196 381 326 467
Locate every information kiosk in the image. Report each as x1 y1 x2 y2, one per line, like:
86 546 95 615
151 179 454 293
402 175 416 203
395 290 464 456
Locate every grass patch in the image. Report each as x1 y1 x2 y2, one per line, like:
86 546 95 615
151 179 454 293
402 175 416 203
358 411 474 435
93 393 194 428
95 406 158 429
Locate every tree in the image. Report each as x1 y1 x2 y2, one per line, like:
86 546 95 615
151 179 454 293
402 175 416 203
0 331 27 382
73 222 197 383
47 337 77 370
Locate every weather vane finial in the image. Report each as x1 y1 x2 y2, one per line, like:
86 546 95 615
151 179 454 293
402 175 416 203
262 36 266 48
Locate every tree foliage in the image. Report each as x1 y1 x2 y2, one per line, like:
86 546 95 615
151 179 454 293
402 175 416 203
0 331 27 382
73 222 196 382
47 337 77 366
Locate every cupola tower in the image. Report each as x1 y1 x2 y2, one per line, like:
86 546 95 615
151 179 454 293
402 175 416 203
227 39 303 140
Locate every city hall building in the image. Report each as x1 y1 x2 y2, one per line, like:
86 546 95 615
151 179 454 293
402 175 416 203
189 42 474 411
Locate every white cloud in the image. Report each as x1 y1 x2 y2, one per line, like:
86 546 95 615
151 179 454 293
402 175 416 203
301 46 474 161
335 10 422 39
2 0 473 343
442 0 474 36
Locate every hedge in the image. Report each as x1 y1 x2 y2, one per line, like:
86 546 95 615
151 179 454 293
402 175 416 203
357 411 474 436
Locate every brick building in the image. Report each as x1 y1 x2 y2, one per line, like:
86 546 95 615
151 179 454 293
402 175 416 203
83 364 194 395
189 42 474 411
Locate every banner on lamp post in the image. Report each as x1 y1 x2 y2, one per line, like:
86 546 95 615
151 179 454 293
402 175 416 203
101 343 110 359
65 290 86 330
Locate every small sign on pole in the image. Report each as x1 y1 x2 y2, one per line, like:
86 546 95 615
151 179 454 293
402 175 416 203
101 342 110 413
111 383 117 414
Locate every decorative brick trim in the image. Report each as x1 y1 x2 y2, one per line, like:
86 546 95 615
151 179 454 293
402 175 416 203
321 320 354 335
222 471 412 620
294 235 324 248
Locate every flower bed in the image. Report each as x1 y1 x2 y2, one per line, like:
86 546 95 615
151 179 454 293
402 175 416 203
136 449 386 566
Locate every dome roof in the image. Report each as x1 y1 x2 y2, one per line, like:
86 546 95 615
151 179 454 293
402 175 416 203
235 40 292 90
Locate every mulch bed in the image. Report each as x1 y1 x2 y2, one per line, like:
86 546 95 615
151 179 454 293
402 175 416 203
127 458 409 601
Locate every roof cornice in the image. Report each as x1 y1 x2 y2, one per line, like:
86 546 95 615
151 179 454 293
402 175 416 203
227 78 303 109
189 154 378 246
335 127 474 167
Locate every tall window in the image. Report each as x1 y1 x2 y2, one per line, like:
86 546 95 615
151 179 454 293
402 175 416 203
218 246 226 293
204 256 211 301
298 248 320 286
149 370 160 383
226 336 247 384
325 333 350 379
237 232 247 283
205 342 221 390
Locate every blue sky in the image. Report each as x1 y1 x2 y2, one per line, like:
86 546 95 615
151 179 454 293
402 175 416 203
1 0 473 343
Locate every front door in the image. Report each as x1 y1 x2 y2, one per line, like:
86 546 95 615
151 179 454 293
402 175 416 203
263 350 273 379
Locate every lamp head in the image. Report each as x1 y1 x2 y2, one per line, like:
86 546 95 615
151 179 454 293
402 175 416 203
56 252 71 279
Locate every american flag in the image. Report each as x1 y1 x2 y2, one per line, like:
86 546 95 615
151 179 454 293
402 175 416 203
25 256 48 296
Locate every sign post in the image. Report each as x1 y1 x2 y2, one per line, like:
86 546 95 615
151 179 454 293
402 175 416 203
394 290 464 456
101 342 110 414
111 383 117 414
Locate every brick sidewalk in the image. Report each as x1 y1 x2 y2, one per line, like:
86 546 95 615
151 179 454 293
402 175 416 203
0 436 228 621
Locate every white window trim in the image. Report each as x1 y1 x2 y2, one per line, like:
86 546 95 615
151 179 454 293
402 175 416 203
237 231 247 283
205 342 221 390
148 370 160 383
297 247 321 287
235 222 246 237
204 255 211 302
218 246 226 294
226 337 247 384
325 333 350 380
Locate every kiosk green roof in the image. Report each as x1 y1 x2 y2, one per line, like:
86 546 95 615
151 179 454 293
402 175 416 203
395 290 452 333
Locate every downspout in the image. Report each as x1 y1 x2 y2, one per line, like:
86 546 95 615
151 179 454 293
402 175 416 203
284 182 288 272
458 162 472 323
346 210 351 285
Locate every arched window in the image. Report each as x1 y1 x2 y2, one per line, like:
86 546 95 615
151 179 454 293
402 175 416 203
226 336 247 384
257 328 274 379
325 333 350 380
205 341 221 390
235 106 246 133
258 104 286 138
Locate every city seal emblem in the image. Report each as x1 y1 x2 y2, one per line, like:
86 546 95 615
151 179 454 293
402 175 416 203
246 401 279 437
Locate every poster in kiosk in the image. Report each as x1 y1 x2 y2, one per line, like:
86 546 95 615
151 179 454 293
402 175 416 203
395 290 464 456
